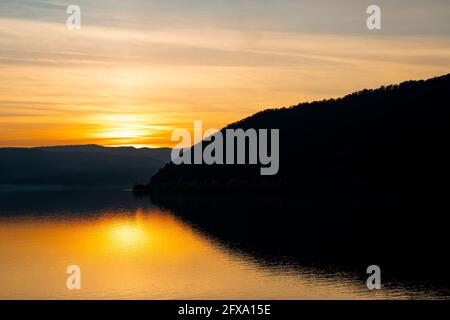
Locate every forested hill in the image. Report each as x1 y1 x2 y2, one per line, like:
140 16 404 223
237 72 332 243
147 73 450 200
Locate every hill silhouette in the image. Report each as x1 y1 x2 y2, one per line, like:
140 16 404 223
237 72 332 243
142 73 450 294
0 145 171 187
145 73 450 199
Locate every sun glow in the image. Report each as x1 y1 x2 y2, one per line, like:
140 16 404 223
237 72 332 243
108 222 148 249
93 114 153 139
96 128 145 139
88 114 175 147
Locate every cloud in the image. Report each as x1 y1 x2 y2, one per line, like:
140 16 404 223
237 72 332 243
1 0 449 35
0 9 450 147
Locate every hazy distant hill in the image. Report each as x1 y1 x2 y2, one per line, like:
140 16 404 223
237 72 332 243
148 73 450 199
35 144 171 163
0 145 171 187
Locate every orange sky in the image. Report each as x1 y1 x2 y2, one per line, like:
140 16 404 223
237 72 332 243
1 2 450 148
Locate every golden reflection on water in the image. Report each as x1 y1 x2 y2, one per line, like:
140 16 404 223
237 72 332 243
0 208 399 299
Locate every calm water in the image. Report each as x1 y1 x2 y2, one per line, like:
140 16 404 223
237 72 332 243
0 189 436 299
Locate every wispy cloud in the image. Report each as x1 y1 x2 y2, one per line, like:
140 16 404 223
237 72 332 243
0 1 449 147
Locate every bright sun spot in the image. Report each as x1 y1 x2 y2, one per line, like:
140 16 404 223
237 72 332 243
97 128 144 139
109 222 148 249
90 114 173 145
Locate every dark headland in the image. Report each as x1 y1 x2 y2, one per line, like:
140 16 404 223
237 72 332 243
133 74 450 295
136 73 450 196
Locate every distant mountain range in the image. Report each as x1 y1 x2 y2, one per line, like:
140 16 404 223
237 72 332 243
0 145 171 187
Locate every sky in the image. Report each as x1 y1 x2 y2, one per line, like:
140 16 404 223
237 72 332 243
1 0 450 148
